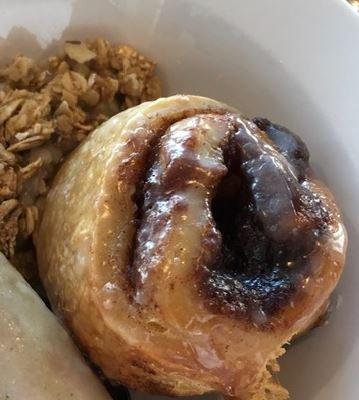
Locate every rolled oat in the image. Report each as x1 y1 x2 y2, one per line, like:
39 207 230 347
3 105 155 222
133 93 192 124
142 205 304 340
0 38 162 278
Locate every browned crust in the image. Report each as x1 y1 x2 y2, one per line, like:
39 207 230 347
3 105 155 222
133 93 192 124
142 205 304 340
36 95 347 399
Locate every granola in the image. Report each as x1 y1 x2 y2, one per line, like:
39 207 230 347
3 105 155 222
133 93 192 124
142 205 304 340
0 38 162 280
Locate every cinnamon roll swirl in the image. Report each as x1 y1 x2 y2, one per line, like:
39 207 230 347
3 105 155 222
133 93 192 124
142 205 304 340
36 95 347 400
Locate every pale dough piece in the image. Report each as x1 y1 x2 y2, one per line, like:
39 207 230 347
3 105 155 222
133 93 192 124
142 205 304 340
0 252 111 400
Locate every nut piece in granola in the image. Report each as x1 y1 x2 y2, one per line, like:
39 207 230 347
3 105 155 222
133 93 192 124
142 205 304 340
0 38 162 275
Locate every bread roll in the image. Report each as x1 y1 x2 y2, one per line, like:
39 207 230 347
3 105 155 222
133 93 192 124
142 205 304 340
36 95 347 399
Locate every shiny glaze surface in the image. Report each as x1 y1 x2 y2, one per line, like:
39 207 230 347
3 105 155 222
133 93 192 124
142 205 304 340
133 113 341 328
36 96 347 400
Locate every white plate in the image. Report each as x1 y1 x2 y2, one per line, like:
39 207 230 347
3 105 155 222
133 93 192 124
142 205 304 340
1 1 358 399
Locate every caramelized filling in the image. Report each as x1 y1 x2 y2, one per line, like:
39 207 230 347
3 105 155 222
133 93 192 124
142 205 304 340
204 120 332 324
130 114 332 326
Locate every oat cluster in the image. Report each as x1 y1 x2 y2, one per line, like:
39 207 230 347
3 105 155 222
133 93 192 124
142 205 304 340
0 38 161 277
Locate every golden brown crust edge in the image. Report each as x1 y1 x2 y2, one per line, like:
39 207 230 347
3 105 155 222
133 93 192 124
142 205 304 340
35 95 347 399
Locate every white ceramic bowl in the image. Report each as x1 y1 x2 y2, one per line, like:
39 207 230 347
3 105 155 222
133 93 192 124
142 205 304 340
1 1 358 399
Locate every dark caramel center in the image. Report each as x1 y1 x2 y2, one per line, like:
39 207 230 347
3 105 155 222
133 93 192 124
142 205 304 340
203 119 331 325
129 114 332 327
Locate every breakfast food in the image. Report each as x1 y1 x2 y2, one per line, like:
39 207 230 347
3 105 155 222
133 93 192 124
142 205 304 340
0 252 111 399
36 95 347 400
0 38 161 281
